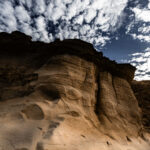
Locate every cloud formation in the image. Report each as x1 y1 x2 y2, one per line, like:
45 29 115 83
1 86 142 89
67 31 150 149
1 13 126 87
0 0 128 46
129 48 150 80
124 0 150 80
126 0 150 43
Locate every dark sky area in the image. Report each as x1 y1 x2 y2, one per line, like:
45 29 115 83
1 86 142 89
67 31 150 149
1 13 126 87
0 0 150 80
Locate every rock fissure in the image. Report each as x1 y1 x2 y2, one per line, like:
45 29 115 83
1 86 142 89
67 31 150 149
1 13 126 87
112 77 118 103
94 71 101 121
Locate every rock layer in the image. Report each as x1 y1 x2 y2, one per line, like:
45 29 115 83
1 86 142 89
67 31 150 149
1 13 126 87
0 31 149 150
132 80 150 133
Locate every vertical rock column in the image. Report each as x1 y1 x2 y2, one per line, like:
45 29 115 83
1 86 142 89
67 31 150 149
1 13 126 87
97 71 142 139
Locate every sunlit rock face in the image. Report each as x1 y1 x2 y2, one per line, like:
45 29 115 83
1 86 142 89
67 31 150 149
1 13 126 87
0 31 149 150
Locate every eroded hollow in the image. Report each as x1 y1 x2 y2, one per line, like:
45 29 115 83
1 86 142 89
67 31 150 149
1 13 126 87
39 85 60 101
22 104 44 120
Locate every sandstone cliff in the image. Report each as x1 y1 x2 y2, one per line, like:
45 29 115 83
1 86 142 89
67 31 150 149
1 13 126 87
131 81 150 133
0 31 149 150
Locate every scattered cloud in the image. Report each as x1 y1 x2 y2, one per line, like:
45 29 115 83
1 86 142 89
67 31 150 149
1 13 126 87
0 1 17 32
129 48 150 81
124 0 150 80
126 0 150 43
0 0 128 46
131 34 150 43
132 7 150 22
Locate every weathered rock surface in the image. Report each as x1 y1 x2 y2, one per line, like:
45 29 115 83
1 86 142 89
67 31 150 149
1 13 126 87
131 80 150 133
0 31 149 150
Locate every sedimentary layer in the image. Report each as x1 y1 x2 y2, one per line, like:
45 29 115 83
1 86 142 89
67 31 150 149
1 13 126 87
0 31 149 150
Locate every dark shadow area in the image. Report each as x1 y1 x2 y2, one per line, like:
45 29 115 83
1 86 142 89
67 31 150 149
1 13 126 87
39 86 60 101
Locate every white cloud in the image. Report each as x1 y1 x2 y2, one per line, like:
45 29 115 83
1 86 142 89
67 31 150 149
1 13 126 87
125 0 150 81
14 6 32 34
15 6 30 22
34 16 49 42
73 15 84 24
129 48 150 81
0 0 128 47
126 1 150 43
132 7 150 22
148 1 150 9
84 8 97 23
0 1 17 32
131 34 150 42
138 26 150 34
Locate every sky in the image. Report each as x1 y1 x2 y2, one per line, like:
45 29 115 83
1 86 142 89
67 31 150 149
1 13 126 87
0 0 150 80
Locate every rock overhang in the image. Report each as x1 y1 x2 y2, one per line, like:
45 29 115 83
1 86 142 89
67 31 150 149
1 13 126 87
0 31 136 83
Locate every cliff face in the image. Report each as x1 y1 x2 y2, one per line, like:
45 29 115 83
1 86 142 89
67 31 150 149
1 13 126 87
0 31 149 150
131 81 150 133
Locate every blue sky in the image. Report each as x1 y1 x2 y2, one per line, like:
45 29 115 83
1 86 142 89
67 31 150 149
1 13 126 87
101 0 150 60
101 27 150 62
0 0 150 80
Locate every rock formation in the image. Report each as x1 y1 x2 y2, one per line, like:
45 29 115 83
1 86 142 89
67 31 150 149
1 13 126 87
131 81 150 133
0 31 149 150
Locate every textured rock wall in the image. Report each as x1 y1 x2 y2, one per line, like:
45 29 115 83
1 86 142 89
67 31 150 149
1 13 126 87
0 55 100 150
97 72 141 139
131 81 150 133
0 31 149 150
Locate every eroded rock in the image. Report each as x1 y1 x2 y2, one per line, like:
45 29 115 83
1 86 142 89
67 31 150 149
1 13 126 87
132 80 150 133
0 31 149 150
